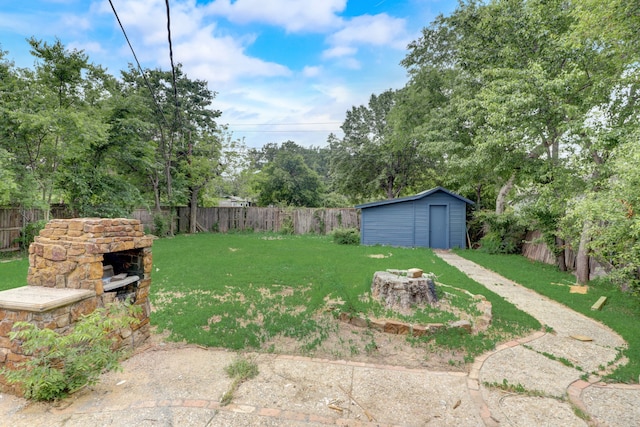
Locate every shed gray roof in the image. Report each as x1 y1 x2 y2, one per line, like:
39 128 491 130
355 187 474 209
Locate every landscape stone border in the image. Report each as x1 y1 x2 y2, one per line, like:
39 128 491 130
337 286 492 337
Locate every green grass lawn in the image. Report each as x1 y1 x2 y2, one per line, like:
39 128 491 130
455 249 640 383
0 258 29 291
0 234 541 364
150 232 538 362
2 234 637 381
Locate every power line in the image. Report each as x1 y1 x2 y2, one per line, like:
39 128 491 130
165 0 180 129
107 0 169 129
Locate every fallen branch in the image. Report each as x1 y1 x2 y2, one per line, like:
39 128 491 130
339 385 376 422
328 403 344 413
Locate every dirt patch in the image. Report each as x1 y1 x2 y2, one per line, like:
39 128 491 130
255 313 467 372
257 285 300 298
138 325 435 370
151 285 478 373
367 253 392 259
144 309 468 375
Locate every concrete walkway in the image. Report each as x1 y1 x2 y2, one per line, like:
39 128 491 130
435 250 640 427
1 252 639 426
0 349 484 426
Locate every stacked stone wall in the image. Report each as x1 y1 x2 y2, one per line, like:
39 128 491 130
27 218 153 291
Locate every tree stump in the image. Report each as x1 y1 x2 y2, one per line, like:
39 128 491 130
371 270 438 311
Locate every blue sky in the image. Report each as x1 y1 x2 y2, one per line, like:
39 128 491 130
1 0 457 148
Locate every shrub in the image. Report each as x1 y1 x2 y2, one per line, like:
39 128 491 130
0 303 140 401
479 232 519 254
153 212 170 237
332 228 360 245
279 216 294 235
14 220 47 252
473 210 525 254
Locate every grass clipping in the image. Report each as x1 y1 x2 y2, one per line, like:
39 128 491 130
220 355 259 406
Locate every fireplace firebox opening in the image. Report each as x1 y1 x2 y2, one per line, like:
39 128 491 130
102 249 144 303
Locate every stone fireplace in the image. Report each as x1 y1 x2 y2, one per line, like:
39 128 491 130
0 218 153 391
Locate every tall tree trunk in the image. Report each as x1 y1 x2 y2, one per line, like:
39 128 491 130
150 175 162 212
575 221 591 284
163 131 175 236
555 236 567 271
189 187 199 234
385 175 395 199
167 166 175 237
495 173 515 214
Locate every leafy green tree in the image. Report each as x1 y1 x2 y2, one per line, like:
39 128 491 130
55 97 147 217
248 141 331 184
0 148 18 205
0 49 18 204
172 70 222 233
255 150 324 207
33 45 148 218
243 140 336 206
120 64 223 232
330 90 426 201
388 65 491 206
181 129 222 232
571 0 640 56
102 91 158 203
0 39 116 215
0 49 56 211
564 0 640 282
400 0 636 269
118 67 168 211
203 132 251 206
563 134 640 291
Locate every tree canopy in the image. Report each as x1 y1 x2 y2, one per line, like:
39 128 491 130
325 0 638 288
254 148 324 207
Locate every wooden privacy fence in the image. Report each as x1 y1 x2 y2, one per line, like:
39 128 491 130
521 230 606 279
0 208 30 252
0 207 70 252
176 207 360 235
0 206 360 251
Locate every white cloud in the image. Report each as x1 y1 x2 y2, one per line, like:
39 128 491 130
332 57 362 70
323 13 410 61
312 84 353 105
302 66 322 78
216 81 351 147
174 26 290 85
330 14 409 48
93 1 410 148
101 0 200 46
60 13 91 31
322 45 356 59
206 0 346 32
68 41 105 56
98 0 290 84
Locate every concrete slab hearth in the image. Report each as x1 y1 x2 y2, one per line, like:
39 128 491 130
0 287 95 312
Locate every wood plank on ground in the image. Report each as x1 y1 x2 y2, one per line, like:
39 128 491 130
591 296 607 311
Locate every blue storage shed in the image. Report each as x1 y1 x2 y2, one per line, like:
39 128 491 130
355 187 474 249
